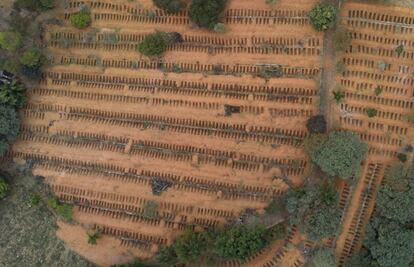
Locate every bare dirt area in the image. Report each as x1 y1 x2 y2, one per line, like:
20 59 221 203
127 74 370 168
0 164 94 267
333 2 414 265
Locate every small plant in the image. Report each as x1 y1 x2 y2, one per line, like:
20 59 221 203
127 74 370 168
265 0 278 6
142 201 158 219
138 32 168 56
332 90 345 103
395 44 404 56
70 10 92 29
214 23 226 33
366 108 378 118
87 230 101 245
47 198 73 221
0 178 8 199
20 48 45 68
29 193 42 206
0 80 26 109
374 86 382 96
397 153 407 163
309 3 337 31
0 31 22 51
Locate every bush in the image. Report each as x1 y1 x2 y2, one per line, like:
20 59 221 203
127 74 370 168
333 90 345 103
70 11 91 29
20 48 44 68
0 177 9 199
309 131 368 179
309 3 337 31
304 205 340 240
47 198 73 221
87 230 100 245
189 0 227 29
366 108 377 118
306 115 327 134
214 224 268 260
374 86 382 96
156 246 178 266
395 44 404 56
333 28 350 52
138 32 168 56
173 230 205 265
0 105 20 155
214 23 226 33
312 248 336 267
265 0 278 6
0 81 26 109
397 153 407 163
153 0 185 13
0 32 22 51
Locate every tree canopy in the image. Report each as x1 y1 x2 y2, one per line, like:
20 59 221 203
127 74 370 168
19 48 44 68
173 230 205 265
312 248 336 267
188 0 227 29
153 0 185 13
70 11 91 29
0 81 26 109
309 3 337 31
309 131 368 179
0 31 22 51
0 105 20 155
138 32 168 56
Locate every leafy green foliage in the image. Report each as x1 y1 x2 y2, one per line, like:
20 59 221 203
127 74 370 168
87 230 100 245
0 32 22 51
306 115 327 134
309 131 368 178
70 11 91 29
0 177 9 199
153 0 185 13
312 248 336 267
173 230 205 265
29 193 41 206
138 32 168 56
343 249 374 267
189 0 227 29
395 44 404 56
265 0 278 6
0 105 20 155
286 184 341 240
309 3 337 31
155 246 178 266
15 0 54 11
397 153 407 163
214 224 268 260
47 198 73 221
360 164 414 267
333 90 345 103
19 48 44 68
0 81 26 109
374 86 382 96
366 108 377 118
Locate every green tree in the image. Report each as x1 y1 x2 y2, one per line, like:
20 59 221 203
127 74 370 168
309 131 368 178
138 32 168 56
0 177 8 199
304 205 341 240
366 108 377 118
0 105 20 155
19 48 44 68
189 0 227 29
70 11 91 29
156 246 178 266
0 32 22 51
213 224 268 260
312 248 336 267
173 230 205 265
0 81 26 109
309 3 337 31
153 0 185 13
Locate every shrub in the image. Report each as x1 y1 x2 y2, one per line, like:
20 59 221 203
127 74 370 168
312 248 336 267
15 0 54 11
395 44 404 56
214 23 226 33
304 205 341 240
366 108 378 118
70 11 91 29
189 0 227 29
142 201 158 219
0 177 9 199
397 153 407 163
332 90 345 103
0 32 22 51
19 48 44 68
153 0 185 13
0 105 20 155
214 224 268 260
333 27 350 52
0 81 26 109
87 230 100 245
156 246 178 266
173 230 205 265
309 131 368 179
47 198 73 221
374 86 382 96
309 3 337 31
29 193 41 206
265 0 278 6
306 115 327 134
138 32 168 56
